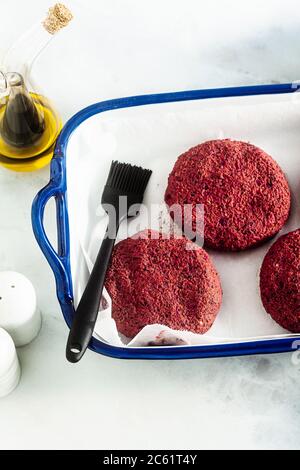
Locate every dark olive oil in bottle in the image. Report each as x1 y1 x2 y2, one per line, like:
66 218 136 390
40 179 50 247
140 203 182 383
0 73 61 170
1 82 45 148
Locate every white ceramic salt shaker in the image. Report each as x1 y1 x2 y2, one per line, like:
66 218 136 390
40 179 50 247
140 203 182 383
0 327 21 398
0 271 41 347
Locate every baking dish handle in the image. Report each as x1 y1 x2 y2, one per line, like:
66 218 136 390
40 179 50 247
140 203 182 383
31 159 73 306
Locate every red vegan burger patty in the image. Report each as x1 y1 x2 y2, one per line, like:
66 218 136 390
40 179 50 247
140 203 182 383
164 139 291 251
105 230 222 338
260 229 300 332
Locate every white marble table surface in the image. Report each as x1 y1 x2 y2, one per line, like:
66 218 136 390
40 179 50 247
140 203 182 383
1 0 300 450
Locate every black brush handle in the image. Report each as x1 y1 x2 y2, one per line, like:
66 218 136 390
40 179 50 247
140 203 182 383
66 230 116 363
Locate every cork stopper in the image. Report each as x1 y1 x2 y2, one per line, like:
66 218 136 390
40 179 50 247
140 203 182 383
43 3 73 35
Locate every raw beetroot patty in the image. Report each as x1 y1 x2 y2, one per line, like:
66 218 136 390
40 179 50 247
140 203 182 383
260 229 300 332
105 230 222 338
165 139 291 251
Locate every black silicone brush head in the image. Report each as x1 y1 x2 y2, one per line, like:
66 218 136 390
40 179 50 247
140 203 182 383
105 160 152 194
101 160 152 212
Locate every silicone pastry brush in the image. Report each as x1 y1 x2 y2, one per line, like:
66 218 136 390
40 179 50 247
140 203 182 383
66 161 152 362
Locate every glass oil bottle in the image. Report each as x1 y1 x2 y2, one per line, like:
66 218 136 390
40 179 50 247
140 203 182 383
0 3 73 172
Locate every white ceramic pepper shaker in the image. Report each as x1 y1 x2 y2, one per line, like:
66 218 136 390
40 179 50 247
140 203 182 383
0 327 21 398
0 272 41 347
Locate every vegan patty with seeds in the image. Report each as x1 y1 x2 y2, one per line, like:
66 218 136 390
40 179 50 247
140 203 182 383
105 229 222 337
165 139 291 251
260 229 300 332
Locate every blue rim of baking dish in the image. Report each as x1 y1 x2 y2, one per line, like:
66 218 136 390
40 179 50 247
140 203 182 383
32 83 300 359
